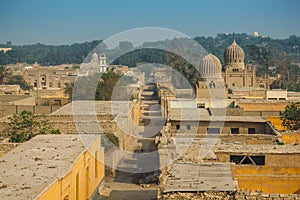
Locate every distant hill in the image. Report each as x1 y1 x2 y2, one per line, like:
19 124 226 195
1 33 300 91
0 33 299 67
0 40 101 65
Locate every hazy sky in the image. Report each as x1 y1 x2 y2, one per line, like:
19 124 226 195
0 0 299 45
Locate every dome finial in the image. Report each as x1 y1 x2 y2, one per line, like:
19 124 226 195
233 32 236 44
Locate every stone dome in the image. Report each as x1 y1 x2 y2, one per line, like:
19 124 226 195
224 39 245 65
199 54 222 75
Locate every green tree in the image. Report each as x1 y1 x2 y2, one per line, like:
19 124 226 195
95 71 123 100
7 74 32 90
103 132 119 148
64 82 74 100
7 110 61 143
0 65 12 84
280 102 300 130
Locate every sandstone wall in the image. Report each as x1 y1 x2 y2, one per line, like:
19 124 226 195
0 105 61 117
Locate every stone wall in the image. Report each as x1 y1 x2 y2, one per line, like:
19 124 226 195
47 115 139 151
265 154 300 166
0 95 29 103
209 108 244 116
220 134 277 145
0 143 19 156
0 105 61 117
244 111 282 117
0 107 140 151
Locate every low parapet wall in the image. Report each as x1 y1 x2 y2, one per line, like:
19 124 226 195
0 105 61 117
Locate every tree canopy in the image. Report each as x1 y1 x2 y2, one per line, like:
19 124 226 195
280 102 300 130
0 66 32 90
1 33 300 91
66 71 134 101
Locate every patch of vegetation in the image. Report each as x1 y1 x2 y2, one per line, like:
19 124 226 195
227 101 239 108
280 102 300 130
0 66 32 90
103 132 119 148
7 110 61 143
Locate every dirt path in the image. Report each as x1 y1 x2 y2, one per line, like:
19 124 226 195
96 83 164 200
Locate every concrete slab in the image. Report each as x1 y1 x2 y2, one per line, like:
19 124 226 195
162 162 237 193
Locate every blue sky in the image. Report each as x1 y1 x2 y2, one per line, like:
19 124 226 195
0 0 299 45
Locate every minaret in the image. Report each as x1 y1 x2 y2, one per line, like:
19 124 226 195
99 53 108 73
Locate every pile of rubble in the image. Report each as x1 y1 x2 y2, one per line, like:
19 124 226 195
161 191 235 200
160 191 300 200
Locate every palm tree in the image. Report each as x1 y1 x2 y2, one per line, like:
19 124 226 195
0 66 6 85
0 65 12 85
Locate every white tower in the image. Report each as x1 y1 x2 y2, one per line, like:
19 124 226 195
99 53 108 73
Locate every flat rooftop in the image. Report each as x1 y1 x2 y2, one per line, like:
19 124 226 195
162 162 237 193
0 134 99 200
52 100 134 116
169 108 266 122
214 144 300 154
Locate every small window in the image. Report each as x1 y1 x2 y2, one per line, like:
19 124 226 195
230 155 265 165
197 103 205 108
186 125 191 130
176 125 180 130
231 128 239 134
207 128 220 134
248 128 256 134
49 82 52 87
54 99 61 106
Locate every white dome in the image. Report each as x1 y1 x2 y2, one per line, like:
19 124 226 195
199 54 222 75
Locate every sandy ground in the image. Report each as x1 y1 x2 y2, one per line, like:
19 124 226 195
96 176 158 200
96 84 161 200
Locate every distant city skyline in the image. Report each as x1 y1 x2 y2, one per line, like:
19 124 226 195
0 0 300 45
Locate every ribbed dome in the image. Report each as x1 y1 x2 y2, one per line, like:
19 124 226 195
199 54 222 75
224 39 245 64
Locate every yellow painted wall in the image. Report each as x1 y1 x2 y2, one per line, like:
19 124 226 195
281 133 300 144
268 116 287 131
37 137 105 200
232 165 300 194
